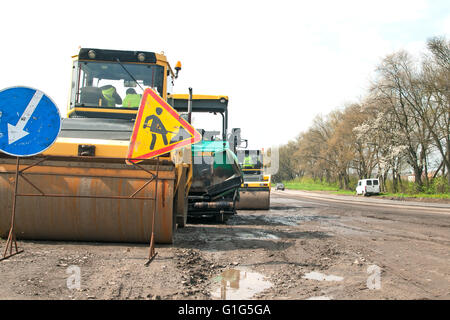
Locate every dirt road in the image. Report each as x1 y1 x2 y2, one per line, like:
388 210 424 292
0 189 449 300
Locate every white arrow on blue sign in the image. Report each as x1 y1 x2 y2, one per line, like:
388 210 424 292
0 86 61 157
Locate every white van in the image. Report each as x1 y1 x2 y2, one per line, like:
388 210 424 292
356 179 380 196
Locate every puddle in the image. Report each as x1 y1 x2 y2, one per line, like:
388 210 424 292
262 214 335 226
306 296 333 300
303 271 344 282
211 269 272 300
261 215 303 226
236 231 279 240
230 213 337 227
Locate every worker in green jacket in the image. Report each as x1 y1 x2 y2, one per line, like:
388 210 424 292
100 85 122 107
122 88 142 108
244 155 253 168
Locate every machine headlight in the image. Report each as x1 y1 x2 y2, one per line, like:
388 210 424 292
137 53 146 62
88 50 96 59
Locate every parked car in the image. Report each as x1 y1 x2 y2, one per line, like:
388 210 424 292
356 179 380 196
276 183 285 191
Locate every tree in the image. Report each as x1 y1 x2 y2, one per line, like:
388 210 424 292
372 51 433 190
275 36 448 193
422 36 450 185
272 140 301 182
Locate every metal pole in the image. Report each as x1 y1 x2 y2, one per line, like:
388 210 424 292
187 87 193 123
1 157 24 261
145 156 159 266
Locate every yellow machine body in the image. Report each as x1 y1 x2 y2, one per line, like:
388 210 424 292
0 48 192 244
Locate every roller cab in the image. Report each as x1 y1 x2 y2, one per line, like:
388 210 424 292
236 149 271 210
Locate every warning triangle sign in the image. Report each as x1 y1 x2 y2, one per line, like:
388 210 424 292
127 88 201 163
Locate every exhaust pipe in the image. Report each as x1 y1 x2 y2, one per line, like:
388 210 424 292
187 87 193 123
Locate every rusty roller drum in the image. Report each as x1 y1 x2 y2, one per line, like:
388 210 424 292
236 188 270 210
0 157 175 244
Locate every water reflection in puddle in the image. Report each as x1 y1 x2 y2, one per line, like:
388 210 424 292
261 215 301 226
303 271 344 282
211 269 272 300
236 231 279 240
231 213 336 227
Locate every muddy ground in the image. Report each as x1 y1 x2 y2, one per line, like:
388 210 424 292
0 190 449 300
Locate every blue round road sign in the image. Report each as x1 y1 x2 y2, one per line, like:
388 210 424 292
0 86 61 157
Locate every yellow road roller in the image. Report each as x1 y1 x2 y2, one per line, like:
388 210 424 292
0 48 194 244
236 149 271 210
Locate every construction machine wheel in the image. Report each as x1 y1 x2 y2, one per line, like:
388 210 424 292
236 189 270 210
0 157 175 244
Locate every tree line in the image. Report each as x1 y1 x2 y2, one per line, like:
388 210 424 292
273 36 449 193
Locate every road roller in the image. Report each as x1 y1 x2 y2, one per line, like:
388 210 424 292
0 48 194 244
169 95 243 223
235 149 271 210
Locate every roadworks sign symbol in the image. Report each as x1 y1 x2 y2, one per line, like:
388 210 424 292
127 88 201 163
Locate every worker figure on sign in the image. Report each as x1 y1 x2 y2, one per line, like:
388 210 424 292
143 107 170 150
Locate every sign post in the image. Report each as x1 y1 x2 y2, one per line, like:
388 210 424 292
128 88 201 265
0 86 61 261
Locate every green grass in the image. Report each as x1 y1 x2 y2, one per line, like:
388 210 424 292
283 179 354 195
379 192 450 199
283 178 449 199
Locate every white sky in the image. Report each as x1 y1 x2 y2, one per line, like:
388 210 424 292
0 0 448 150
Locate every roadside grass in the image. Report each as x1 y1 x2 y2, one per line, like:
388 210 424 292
283 179 354 195
379 192 450 199
283 178 450 199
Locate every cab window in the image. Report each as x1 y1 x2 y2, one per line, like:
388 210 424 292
74 61 164 108
69 61 79 109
